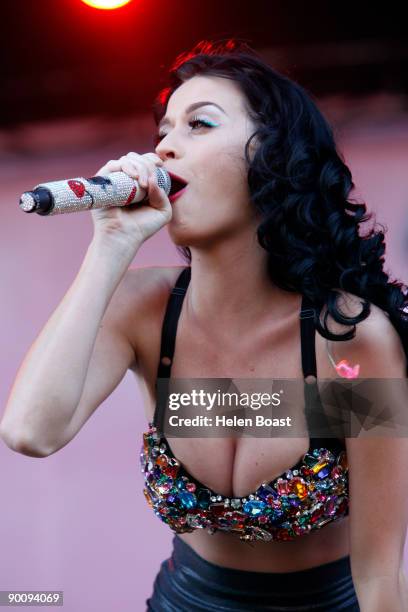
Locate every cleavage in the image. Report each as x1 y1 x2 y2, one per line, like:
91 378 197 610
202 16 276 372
164 435 311 499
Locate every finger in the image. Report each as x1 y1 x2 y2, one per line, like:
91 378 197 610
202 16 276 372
141 155 162 177
126 154 157 182
121 159 143 180
127 152 160 167
142 163 162 187
122 157 151 186
96 159 121 176
120 160 147 185
126 152 143 166
142 152 164 165
128 152 163 174
145 174 167 207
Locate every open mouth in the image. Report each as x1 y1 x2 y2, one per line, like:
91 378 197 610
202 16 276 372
168 172 188 197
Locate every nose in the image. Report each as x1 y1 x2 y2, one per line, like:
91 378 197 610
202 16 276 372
155 133 183 160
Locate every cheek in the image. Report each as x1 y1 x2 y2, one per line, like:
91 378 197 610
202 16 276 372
198 144 250 201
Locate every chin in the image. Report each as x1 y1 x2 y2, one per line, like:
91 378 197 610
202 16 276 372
166 210 230 249
167 222 193 246
167 224 211 249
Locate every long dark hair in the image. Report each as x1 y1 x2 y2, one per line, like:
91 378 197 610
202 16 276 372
152 39 408 372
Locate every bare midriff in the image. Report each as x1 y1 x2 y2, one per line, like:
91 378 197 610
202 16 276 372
177 516 350 572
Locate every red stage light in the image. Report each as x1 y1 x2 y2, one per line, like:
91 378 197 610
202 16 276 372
81 0 132 9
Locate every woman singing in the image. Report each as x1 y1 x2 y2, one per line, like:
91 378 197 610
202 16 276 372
2 39 408 611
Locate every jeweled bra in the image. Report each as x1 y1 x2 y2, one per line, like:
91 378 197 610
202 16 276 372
140 267 349 543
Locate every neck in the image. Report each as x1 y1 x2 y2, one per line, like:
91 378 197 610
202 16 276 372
185 228 300 336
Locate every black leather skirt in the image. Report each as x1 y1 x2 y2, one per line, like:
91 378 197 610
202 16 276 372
146 535 360 611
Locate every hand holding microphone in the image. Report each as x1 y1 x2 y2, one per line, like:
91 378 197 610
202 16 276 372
88 152 174 246
19 152 175 247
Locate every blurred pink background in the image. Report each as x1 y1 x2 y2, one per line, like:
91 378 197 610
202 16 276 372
1 99 407 610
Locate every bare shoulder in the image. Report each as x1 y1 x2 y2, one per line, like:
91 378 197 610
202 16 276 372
322 289 406 377
125 265 187 304
121 265 188 369
320 288 390 335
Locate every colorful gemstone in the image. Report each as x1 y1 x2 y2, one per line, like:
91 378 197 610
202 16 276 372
293 523 308 536
324 496 338 516
176 478 186 490
314 516 333 528
310 505 324 523
316 466 331 479
156 454 168 467
143 434 150 453
311 461 327 475
242 500 266 516
163 465 179 478
331 466 343 479
276 479 290 495
157 480 173 494
333 482 346 495
197 489 211 509
315 480 331 491
290 477 308 499
178 491 197 509
186 513 207 528
249 527 273 542
257 483 278 501
338 452 348 471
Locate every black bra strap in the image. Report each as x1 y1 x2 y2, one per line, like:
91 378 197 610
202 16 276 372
153 267 191 430
156 266 191 379
300 296 345 449
299 294 317 379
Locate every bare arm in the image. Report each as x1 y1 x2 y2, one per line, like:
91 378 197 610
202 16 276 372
343 308 408 612
0 151 172 457
0 236 139 457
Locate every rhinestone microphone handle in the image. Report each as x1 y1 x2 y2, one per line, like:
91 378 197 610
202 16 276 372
19 168 171 216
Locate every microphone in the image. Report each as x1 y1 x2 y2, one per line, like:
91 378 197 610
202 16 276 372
19 168 171 216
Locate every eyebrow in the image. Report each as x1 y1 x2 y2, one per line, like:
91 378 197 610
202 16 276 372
158 101 227 130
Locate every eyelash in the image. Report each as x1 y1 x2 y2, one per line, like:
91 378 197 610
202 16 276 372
154 116 217 145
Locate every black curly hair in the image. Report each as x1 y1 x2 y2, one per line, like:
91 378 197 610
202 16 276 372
152 39 408 374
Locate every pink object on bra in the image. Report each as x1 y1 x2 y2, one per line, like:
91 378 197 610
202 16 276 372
334 359 360 379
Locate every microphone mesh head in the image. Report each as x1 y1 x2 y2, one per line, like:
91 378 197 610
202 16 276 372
156 167 171 195
19 192 37 212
